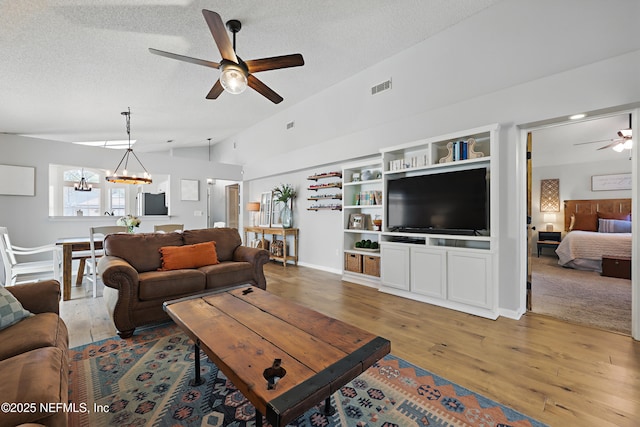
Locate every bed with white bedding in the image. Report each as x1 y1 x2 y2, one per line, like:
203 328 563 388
556 230 632 272
557 198 632 272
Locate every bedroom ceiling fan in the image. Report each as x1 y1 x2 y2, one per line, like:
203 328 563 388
149 9 304 104
573 114 633 152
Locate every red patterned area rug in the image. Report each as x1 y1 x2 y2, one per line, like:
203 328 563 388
68 323 547 426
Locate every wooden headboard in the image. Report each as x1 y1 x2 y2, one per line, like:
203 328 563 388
563 198 632 231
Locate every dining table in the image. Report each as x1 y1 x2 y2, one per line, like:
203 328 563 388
55 237 101 301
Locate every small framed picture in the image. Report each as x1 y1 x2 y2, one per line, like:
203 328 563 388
349 213 365 230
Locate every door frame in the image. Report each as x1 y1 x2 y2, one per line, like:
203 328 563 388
517 108 639 340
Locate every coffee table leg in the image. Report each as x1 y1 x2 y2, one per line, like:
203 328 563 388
323 396 336 416
190 340 205 387
255 410 263 427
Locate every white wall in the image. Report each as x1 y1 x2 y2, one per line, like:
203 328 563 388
244 161 345 273
0 134 242 253
211 0 640 317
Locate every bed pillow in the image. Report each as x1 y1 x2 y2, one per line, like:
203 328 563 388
569 213 598 232
597 211 631 221
0 287 33 331
159 242 219 271
598 219 632 233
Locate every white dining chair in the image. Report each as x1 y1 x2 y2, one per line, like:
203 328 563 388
153 224 184 233
87 226 127 298
0 226 61 286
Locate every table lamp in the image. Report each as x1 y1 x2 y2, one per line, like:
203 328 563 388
543 213 556 231
247 202 261 226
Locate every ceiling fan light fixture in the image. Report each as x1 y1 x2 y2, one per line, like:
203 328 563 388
612 142 625 152
618 129 632 138
220 63 248 94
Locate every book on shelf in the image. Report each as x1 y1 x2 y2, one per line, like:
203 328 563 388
355 190 382 206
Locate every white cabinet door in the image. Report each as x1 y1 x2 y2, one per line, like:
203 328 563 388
380 243 410 290
411 247 446 298
447 251 492 309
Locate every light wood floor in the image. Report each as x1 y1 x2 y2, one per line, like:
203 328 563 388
61 262 640 427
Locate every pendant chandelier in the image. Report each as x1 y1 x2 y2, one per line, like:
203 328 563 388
74 168 92 191
105 107 152 184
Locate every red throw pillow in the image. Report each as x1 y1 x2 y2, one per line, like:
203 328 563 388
570 213 598 232
159 242 219 271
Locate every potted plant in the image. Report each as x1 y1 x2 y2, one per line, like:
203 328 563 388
272 183 296 228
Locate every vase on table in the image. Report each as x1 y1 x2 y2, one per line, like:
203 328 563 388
281 204 293 228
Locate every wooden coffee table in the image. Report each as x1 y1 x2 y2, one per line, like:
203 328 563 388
163 285 390 427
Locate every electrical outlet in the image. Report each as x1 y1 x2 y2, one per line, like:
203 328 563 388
194 210 203 216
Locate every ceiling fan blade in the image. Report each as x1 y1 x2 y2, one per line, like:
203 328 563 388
597 140 622 150
245 54 305 73
247 75 283 104
206 80 224 99
202 10 238 63
149 48 220 69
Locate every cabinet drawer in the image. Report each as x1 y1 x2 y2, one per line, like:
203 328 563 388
345 253 362 273
363 255 380 277
602 256 631 279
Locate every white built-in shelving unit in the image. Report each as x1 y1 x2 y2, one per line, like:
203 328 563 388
341 159 384 287
378 124 499 319
339 124 500 319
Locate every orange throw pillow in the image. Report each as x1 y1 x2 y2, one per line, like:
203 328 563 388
570 213 598 232
159 242 219 271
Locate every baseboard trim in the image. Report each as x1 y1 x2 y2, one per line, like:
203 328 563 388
296 261 342 275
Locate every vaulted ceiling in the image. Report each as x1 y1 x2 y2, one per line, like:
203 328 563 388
0 0 500 153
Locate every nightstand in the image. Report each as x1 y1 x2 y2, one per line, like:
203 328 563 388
537 231 561 257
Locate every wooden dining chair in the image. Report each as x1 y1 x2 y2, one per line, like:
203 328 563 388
87 226 127 297
153 224 184 233
0 226 61 285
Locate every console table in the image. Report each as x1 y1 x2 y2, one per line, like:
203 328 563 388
245 226 299 267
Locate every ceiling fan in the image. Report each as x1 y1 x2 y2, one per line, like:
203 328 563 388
149 9 304 104
574 114 633 152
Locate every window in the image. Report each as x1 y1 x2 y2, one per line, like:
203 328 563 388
109 188 126 217
49 164 171 217
49 165 126 217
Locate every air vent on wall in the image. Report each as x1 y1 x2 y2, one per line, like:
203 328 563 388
371 78 392 95
286 121 295 130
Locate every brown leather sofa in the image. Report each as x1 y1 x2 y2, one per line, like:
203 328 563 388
99 227 270 338
0 280 69 427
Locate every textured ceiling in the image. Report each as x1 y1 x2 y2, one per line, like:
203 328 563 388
0 0 500 152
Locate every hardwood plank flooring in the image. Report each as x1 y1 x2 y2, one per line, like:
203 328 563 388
60 262 640 426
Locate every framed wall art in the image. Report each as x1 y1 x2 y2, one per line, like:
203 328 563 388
0 164 35 196
591 173 631 191
181 179 199 201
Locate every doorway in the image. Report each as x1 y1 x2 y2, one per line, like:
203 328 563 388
225 184 239 229
524 112 634 334
207 180 240 228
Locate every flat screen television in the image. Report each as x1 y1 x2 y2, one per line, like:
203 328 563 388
387 167 488 235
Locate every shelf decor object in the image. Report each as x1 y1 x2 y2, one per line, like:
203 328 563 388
307 172 342 211
438 138 484 163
